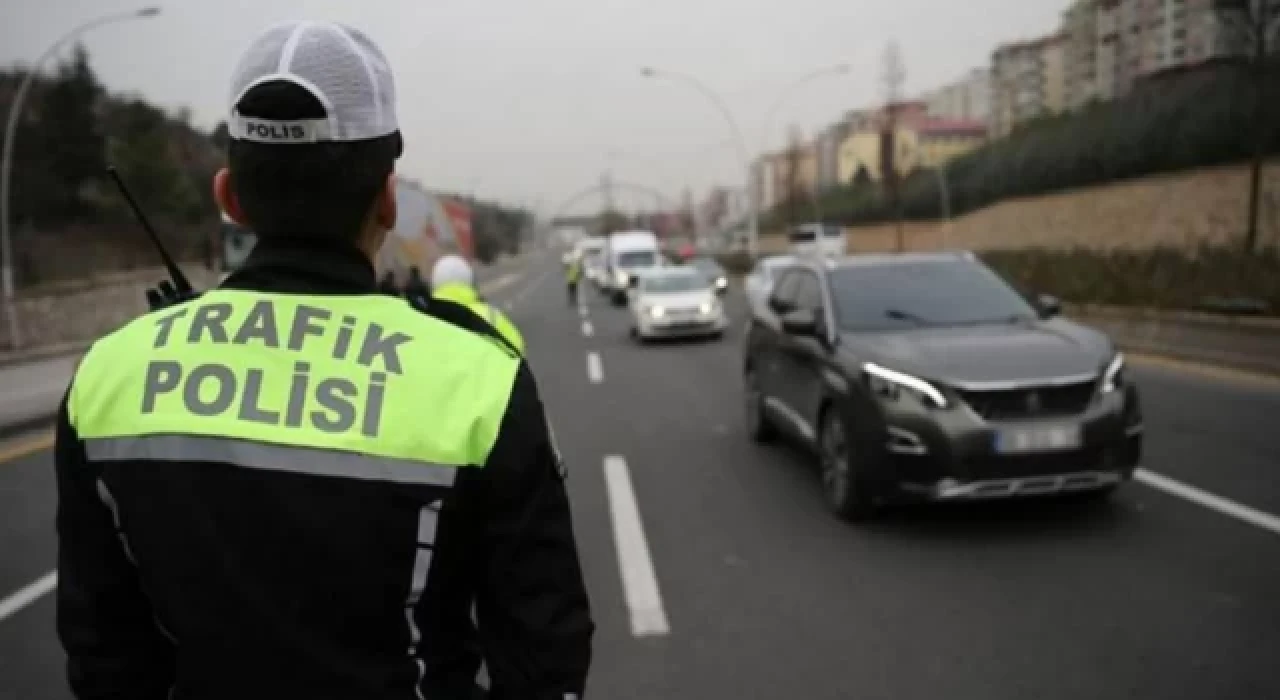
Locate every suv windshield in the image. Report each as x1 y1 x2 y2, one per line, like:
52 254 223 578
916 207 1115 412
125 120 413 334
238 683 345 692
618 250 658 268
828 259 1038 331
642 271 707 294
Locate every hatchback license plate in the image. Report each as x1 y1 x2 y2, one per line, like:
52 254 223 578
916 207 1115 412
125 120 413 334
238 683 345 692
994 425 1081 454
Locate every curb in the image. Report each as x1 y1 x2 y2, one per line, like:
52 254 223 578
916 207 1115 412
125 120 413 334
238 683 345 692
0 342 91 370
0 413 57 443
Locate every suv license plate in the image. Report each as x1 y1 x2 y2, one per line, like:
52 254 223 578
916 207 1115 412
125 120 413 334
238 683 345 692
994 425 1082 454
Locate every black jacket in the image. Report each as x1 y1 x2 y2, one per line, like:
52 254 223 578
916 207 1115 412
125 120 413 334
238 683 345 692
55 238 593 700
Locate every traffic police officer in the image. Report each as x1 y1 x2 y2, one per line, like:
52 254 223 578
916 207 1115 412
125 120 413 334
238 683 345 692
565 255 583 307
430 254 526 355
55 20 593 700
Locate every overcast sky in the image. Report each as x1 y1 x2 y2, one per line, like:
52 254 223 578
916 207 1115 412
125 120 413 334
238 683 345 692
2 0 1062 216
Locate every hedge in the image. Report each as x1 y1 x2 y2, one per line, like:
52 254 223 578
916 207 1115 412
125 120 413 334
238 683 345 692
714 244 1279 315
791 60 1279 226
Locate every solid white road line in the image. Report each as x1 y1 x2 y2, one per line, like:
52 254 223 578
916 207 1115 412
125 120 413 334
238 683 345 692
0 570 57 622
1136 468 1280 537
586 352 604 384
602 456 670 637
582 320 594 337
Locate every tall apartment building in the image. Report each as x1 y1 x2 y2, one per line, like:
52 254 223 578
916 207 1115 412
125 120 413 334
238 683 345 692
1062 0 1276 110
921 67 992 123
990 34 1066 137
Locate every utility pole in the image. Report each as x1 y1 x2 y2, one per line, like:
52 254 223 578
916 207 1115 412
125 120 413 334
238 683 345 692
882 40 907 253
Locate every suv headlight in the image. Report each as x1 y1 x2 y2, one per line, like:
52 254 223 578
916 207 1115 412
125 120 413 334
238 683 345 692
615 270 628 286
862 362 949 409
699 301 715 315
1101 353 1126 394
648 305 665 319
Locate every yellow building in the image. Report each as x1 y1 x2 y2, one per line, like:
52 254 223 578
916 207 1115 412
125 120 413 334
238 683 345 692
913 120 988 169
836 117 985 184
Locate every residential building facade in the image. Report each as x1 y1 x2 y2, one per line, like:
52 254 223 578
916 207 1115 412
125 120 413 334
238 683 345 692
991 33 1067 137
815 121 851 191
1063 0 1278 110
921 67 992 123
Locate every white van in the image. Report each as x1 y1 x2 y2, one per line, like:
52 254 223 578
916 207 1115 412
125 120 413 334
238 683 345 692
788 223 846 258
603 230 662 305
573 237 607 286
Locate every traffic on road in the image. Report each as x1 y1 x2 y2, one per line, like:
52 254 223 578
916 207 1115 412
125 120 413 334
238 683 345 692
2 249 1279 699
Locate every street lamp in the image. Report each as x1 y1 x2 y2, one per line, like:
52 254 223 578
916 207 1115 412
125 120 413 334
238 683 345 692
1 6 162 349
639 66 759 257
758 63 852 154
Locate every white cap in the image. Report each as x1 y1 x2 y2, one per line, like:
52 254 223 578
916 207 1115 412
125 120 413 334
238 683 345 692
228 20 398 144
432 255 474 288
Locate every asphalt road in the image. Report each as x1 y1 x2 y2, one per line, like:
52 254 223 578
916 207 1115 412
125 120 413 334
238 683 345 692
2 252 1279 700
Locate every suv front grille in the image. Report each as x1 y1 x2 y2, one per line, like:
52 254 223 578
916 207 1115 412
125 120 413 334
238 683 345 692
957 380 1096 421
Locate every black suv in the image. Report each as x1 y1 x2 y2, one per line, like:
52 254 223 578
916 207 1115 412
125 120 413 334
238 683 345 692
742 252 1143 522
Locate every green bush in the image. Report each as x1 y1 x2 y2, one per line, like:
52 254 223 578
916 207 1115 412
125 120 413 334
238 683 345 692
804 60 1279 226
982 244 1279 314
715 244 1279 315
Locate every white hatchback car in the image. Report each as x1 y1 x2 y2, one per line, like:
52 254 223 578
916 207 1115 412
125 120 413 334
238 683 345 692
628 266 727 341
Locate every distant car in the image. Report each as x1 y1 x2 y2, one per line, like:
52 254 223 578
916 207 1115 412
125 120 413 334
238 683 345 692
743 254 797 316
687 256 728 295
788 223 846 258
742 252 1143 522
629 266 727 342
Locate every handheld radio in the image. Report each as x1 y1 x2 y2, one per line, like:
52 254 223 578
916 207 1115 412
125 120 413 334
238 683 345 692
106 166 199 310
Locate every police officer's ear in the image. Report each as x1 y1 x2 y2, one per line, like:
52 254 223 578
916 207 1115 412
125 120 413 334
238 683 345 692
373 173 397 233
213 168 249 227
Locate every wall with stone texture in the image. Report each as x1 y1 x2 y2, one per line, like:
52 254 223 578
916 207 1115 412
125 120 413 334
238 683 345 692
760 160 1280 253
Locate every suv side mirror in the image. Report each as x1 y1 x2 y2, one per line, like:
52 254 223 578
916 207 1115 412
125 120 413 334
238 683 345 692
780 308 818 335
1036 293 1062 319
627 275 640 289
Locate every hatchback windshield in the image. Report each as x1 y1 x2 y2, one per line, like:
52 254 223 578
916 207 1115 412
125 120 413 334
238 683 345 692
617 250 658 268
642 271 708 294
828 259 1038 331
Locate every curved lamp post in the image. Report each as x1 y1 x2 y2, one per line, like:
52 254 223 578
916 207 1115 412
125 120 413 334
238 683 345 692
639 66 758 257
1 6 162 348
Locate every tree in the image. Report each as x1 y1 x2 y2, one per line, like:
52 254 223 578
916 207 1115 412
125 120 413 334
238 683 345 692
41 43 105 218
1214 0 1280 251
881 40 907 251
783 126 806 226
210 121 230 151
596 209 628 235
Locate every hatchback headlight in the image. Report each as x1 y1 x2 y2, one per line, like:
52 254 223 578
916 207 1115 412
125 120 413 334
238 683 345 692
1101 353 1126 393
862 362 949 409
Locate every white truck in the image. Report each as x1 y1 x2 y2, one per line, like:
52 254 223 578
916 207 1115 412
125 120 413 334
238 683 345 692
601 230 663 305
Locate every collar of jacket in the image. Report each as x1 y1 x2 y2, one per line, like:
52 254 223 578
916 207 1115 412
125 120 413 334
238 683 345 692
432 281 480 305
222 235 377 294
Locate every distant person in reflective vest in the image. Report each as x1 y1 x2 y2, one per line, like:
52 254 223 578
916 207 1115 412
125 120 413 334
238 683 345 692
403 265 430 302
565 256 582 307
432 254 526 355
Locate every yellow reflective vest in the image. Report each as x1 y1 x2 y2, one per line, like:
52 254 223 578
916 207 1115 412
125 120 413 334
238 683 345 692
69 289 520 471
432 282 526 356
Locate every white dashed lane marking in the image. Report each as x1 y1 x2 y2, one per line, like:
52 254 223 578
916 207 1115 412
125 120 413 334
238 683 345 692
586 352 604 384
0 571 57 623
602 456 670 637
582 320 594 337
